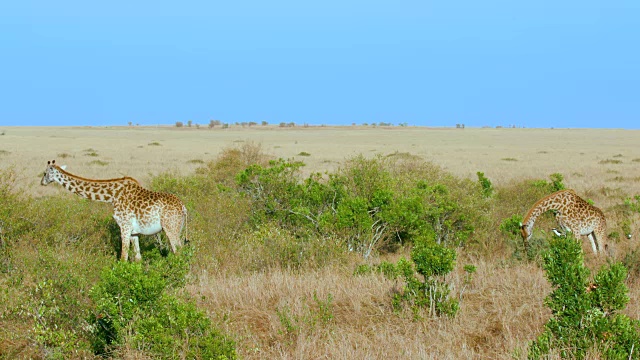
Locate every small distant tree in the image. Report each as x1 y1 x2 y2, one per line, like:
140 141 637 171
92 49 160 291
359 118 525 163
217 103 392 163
175 121 184 128
261 121 268 126
249 121 257 127
392 237 459 318
187 120 193 128
128 121 132 127
279 122 286 128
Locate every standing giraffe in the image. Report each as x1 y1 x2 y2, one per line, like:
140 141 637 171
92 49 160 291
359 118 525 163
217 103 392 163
519 189 608 255
41 160 187 261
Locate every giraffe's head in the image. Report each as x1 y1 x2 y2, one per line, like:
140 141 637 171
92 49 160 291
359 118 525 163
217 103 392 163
41 160 66 186
519 222 532 241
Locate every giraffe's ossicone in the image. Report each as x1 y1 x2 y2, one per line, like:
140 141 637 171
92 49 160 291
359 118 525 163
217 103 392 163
519 189 609 255
41 160 188 261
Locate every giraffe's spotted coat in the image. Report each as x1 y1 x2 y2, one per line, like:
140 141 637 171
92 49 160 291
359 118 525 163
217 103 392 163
41 160 187 261
520 189 608 255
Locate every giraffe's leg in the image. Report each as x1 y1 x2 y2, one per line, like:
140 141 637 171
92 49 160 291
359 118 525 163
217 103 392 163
587 232 598 254
117 222 133 262
131 235 141 262
164 227 180 254
161 210 184 254
120 232 131 261
594 227 610 256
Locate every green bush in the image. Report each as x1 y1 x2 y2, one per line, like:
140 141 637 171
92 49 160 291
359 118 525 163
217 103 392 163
624 195 640 213
19 250 101 358
241 223 346 270
528 234 640 359
499 214 523 237
476 171 493 198
499 214 548 261
392 237 459 318
89 250 237 359
531 173 566 193
236 156 478 258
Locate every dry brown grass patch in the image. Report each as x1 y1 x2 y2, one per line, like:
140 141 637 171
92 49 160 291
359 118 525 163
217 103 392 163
188 258 552 359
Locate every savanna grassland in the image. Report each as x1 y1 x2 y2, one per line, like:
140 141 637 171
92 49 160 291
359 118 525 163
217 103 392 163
1 125 640 359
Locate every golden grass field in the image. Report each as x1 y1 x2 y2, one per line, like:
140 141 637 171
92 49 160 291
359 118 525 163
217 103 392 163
3 125 640 200
2 125 640 359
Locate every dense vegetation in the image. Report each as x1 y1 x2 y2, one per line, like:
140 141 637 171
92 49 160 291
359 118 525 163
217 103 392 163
1 143 639 358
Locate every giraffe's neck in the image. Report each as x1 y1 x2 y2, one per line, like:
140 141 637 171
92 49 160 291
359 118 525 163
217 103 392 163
53 167 135 203
523 191 570 229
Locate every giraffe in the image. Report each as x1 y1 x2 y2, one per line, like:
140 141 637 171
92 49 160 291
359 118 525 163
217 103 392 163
519 189 608 255
41 160 187 261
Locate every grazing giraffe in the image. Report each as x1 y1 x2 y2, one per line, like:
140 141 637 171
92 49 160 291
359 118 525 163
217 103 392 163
520 189 608 255
41 160 187 261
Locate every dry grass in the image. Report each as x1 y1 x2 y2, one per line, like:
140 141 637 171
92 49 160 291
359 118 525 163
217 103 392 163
189 259 552 359
4 126 640 204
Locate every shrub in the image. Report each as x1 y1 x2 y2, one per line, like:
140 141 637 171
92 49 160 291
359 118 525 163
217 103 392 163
89 160 109 166
499 214 523 238
548 173 565 192
196 142 270 187
236 155 478 258
624 195 640 213
476 171 493 198
531 173 565 193
16 249 103 358
241 223 345 270
89 249 237 359
392 237 459 318
599 159 623 164
528 233 640 359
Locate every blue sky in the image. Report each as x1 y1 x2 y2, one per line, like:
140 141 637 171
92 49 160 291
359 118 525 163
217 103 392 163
1 1 638 128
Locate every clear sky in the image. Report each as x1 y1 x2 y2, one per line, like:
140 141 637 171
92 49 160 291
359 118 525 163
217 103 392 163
1 1 638 128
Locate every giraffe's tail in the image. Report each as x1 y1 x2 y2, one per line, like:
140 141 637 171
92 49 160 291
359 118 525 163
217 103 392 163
182 205 189 245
